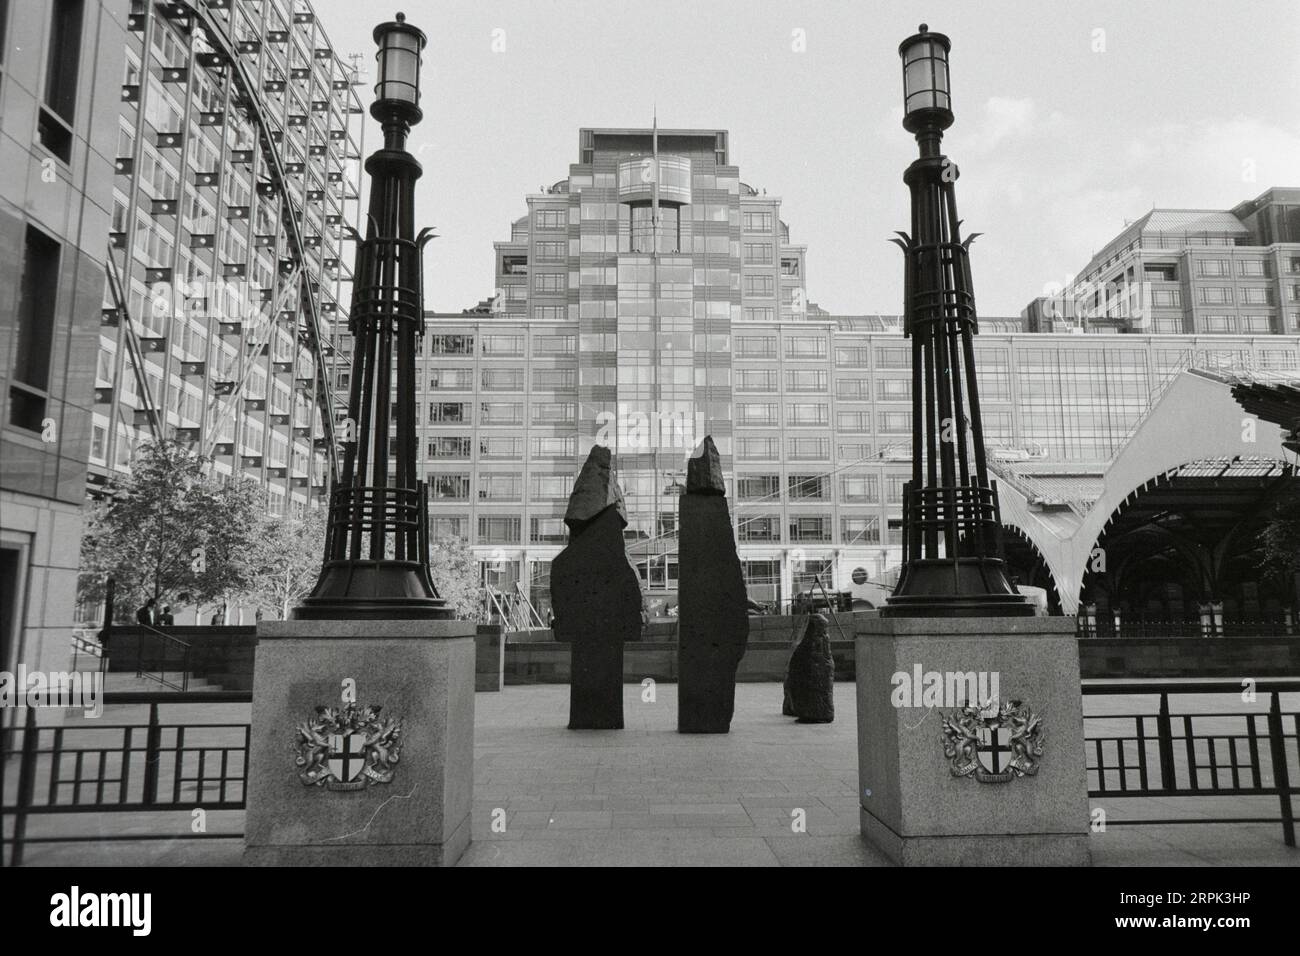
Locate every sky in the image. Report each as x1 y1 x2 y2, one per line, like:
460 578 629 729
310 0 1300 317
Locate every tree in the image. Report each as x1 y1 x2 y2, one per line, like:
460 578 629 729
79 439 264 621
1254 489 1300 588
246 508 328 620
428 534 481 620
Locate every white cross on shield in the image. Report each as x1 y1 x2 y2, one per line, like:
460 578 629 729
976 723 1011 775
328 733 367 782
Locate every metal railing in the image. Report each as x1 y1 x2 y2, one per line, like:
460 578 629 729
1083 680 1298 846
1 691 252 866
1078 618 1296 639
135 625 194 692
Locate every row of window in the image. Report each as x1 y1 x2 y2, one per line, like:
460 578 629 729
428 514 888 546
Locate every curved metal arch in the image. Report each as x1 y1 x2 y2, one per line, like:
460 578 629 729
176 0 347 485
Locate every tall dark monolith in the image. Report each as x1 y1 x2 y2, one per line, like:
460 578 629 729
785 612 834 723
551 445 639 729
677 436 749 733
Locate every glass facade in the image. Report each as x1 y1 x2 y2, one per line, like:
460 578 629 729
91 0 365 517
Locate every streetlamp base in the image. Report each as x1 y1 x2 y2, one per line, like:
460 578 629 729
292 559 453 620
881 556 1036 618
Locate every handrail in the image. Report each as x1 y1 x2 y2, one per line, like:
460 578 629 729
134 623 193 692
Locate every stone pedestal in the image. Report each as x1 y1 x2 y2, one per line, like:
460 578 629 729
856 617 1091 866
243 620 476 867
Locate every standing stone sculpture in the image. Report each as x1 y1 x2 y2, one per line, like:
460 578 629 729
551 445 640 730
677 436 749 733
784 613 835 723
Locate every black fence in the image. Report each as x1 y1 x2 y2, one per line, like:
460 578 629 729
1 692 251 866
1077 619 1295 639
1083 680 1298 846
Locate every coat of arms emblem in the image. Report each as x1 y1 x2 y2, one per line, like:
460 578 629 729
294 703 403 791
941 699 1044 783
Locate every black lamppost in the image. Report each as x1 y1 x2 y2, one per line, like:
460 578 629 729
294 12 447 619
881 25 1033 618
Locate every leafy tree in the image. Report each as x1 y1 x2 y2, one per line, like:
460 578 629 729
246 508 328 620
79 439 264 621
1254 489 1300 587
428 534 481 620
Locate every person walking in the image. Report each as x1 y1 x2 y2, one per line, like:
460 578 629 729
157 604 175 626
135 597 156 626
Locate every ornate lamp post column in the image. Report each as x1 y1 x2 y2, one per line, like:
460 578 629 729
295 12 447 619
881 25 1032 618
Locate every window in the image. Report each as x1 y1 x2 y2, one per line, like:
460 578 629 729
743 242 773 264
738 515 780 542
479 474 522 500
531 436 576 458
789 516 830 542
532 368 575 390
481 368 524 391
836 379 869 400
785 337 827 359
781 258 800 276
38 0 84 161
428 402 467 423
742 307 775 323
886 475 908 502
737 474 780 500
1197 259 1230 277
530 517 567 544
534 209 566 229
841 475 879 502
534 334 575 355
1238 260 1270 277
1198 287 1233 305
737 403 778 426
482 335 524 356
478 516 521 544
841 516 880 544
788 475 828 499
1241 287 1274 305
879 411 911 434
786 369 827 392
479 436 522 458
430 334 474 354
788 437 829 460
534 240 565 261
429 368 473 390
788 403 829 426
480 402 523 425
838 442 872 461
531 402 574 424
1144 263 1178 281
8 227 61 431
744 275 775 296
531 474 572 499
876 379 910 401
430 515 466 539
875 347 909 368
736 369 777 391
427 436 471 458
501 255 527 275
1150 289 1181 307
430 474 470 499
735 335 777 358
533 306 566 321
736 437 779 459
533 272 565 293
742 211 772 232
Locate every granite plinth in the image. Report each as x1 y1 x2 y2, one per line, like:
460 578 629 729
243 619 476 867
855 616 1091 866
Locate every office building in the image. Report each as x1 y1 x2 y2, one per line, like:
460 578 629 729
1 0 127 677
92 0 366 515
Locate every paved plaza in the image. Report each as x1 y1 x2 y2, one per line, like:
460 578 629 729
10 683 1297 867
